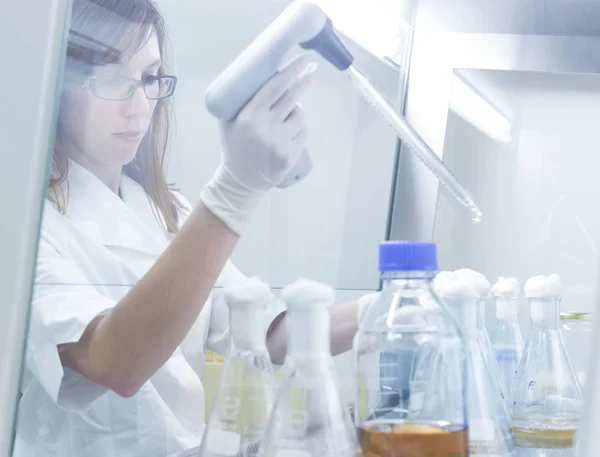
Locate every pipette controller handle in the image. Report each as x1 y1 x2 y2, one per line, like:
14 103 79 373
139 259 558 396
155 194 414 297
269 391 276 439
205 0 353 188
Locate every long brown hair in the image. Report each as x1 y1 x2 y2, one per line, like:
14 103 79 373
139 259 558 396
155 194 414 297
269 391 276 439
50 0 183 233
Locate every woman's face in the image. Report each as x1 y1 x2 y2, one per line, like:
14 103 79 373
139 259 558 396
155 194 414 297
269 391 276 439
59 32 161 169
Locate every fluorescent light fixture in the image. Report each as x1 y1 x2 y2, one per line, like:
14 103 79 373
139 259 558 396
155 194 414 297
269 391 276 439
450 74 512 144
312 0 411 61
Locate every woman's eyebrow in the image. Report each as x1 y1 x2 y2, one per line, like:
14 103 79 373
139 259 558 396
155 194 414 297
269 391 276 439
145 58 162 70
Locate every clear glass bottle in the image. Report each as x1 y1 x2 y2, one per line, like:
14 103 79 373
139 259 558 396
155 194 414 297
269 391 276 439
492 277 525 399
258 279 361 457
436 272 514 456
199 278 276 457
511 275 583 455
560 312 593 388
354 242 469 457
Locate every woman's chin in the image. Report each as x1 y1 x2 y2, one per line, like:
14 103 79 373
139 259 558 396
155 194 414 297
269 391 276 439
109 141 143 167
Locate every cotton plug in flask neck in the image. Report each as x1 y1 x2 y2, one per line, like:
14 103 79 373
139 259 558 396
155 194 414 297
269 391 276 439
435 272 514 457
454 269 510 417
199 277 276 457
453 269 495 354
355 242 469 457
511 275 583 452
491 277 524 401
258 279 362 457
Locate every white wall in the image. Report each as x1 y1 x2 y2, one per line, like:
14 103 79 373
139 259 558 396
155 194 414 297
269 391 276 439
512 72 600 315
157 0 402 293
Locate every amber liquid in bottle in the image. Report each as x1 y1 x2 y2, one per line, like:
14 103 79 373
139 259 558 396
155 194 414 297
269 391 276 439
359 420 469 457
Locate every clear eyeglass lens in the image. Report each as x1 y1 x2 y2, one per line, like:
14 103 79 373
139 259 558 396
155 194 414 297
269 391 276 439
91 75 173 100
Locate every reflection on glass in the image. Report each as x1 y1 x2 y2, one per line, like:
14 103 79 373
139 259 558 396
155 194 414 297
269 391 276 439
450 71 512 144
434 69 600 315
19 1 219 454
15 1 386 456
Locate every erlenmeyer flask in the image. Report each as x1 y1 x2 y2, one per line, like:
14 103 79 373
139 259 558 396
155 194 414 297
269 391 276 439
455 269 510 417
199 278 276 457
436 272 514 456
258 279 362 457
355 242 468 457
511 275 582 454
491 277 525 400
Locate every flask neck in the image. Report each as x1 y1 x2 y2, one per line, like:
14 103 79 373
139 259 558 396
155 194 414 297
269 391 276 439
454 299 478 337
476 298 488 329
529 297 561 327
495 297 519 321
229 307 267 351
379 270 446 328
288 307 330 357
380 270 437 301
381 270 436 284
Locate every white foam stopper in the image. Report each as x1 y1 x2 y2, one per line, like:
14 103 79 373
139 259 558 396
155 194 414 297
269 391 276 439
225 276 273 309
281 278 335 310
524 274 562 322
454 268 491 299
281 278 335 356
524 274 561 298
492 277 520 298
492 277 520 320
434 271 479 334
224 276 272 350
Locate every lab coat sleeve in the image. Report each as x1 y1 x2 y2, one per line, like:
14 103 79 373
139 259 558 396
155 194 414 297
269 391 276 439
27 237 114 413
206 261 287 355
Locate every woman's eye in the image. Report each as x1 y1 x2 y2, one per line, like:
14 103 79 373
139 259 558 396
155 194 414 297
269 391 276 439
96 75 128 87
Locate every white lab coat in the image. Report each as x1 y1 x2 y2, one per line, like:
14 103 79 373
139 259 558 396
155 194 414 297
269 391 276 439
13 161 284 457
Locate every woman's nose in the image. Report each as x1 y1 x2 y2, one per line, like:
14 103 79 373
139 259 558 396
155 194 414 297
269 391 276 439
121 84 152 117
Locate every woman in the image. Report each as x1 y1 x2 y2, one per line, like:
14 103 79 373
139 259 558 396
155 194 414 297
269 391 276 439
15 1 367 456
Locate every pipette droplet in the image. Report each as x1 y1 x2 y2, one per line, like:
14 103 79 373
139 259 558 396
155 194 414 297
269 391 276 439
472 209 483 224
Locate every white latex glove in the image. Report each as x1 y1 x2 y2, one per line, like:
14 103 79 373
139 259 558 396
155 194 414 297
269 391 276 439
200 55 318 235
357 291 380 324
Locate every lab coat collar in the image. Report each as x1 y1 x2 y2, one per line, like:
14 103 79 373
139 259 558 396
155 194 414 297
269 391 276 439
62 160 169 256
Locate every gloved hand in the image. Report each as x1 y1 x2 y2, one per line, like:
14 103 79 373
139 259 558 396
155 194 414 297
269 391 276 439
357 291 380 324
200 55 318 235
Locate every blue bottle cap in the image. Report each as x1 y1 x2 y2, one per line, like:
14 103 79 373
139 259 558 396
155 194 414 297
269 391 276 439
379 241 438 272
